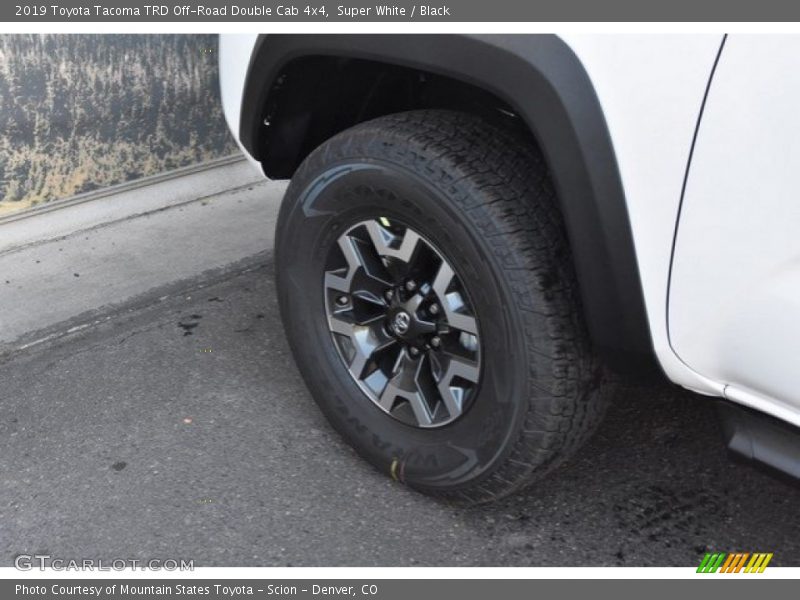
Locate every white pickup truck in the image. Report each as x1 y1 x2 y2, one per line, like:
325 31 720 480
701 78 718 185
219 34 800 503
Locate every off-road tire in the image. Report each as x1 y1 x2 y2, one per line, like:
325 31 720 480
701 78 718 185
275 109 608 504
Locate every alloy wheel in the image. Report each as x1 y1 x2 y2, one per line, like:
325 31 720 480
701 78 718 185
323 218 482 428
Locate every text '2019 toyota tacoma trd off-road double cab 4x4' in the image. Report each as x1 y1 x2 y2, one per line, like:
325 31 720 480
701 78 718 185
219 34 800 504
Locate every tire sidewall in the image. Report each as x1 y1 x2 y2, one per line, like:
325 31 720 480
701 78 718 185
276 156 532 492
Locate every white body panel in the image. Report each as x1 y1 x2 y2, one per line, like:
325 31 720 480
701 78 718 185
560 35 725 397
218 34 800 428
218 33 262 169
669 35 800 426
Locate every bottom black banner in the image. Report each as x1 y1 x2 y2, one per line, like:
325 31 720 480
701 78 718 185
2 579 792 600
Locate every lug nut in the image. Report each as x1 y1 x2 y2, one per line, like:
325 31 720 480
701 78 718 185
429 303 440 315
431 336 441 348
335 295 349 306
405 280 417 292
384 289 394 302
409 347 420 357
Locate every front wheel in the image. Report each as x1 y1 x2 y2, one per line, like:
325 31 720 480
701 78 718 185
275 110 608 504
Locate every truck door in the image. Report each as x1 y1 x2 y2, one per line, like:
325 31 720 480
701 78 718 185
669 35 800 424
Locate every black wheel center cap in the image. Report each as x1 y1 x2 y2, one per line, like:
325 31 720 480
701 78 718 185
392 310 412 335
388 300 436 342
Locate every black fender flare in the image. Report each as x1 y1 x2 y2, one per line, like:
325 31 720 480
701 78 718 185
240 34 657 375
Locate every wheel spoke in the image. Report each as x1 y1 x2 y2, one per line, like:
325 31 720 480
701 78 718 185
325 218 481 428
448 313 478 336
431 260 454 297
443 353 481 384
350 271 391 306
365 220 421 263
377 380 399 412
432 262 478 335
324 235 363 293
405 389 434 427
328 313 356 337
328 314 396 380
376 351 437 427
436 354 480 418
325 232 391 305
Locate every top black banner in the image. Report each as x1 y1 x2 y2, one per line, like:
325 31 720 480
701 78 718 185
5 0 800 21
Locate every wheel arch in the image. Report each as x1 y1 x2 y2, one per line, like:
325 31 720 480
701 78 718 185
239 34 657 375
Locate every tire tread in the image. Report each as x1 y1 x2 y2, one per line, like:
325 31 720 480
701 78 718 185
291 110 609 505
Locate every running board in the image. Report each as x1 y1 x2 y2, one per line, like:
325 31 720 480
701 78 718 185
717 401 800 480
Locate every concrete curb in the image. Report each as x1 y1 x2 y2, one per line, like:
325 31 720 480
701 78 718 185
0 157 287 351
0 154 267 256
0 154 247 227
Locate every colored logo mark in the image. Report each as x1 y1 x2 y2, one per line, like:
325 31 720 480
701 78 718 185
697 552 773 573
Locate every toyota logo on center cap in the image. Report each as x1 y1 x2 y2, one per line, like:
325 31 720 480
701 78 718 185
393 311 411 334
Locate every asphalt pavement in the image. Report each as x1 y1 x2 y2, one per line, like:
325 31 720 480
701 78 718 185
2 253 800 567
